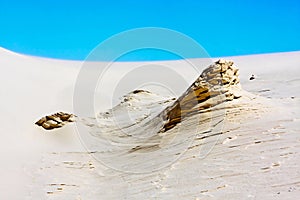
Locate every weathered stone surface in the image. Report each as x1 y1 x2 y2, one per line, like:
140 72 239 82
35 59 241 131
35 112 75 130
160 59 241 132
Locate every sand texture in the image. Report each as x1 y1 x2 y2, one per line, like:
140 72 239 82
0 48 299 199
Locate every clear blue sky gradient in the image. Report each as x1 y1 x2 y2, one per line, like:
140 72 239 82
0 0 299 60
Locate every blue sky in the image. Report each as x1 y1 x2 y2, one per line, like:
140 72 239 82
0 0 299 60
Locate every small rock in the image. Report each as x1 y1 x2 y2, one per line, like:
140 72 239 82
35 112 74 130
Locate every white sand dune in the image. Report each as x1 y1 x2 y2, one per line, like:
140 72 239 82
0 47 299 199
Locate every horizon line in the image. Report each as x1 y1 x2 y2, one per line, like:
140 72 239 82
1 46 300 63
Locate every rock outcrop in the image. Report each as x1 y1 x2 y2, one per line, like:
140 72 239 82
160 59 241 132
35 112 75 130
35 59 241 132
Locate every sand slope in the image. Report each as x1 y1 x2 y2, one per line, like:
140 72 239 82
0 48 299 199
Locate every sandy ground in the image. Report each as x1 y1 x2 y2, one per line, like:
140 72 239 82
0 47 299 199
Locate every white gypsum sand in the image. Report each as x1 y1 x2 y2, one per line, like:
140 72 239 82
0 47 299 199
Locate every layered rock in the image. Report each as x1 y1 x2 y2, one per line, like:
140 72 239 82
35 59 241 132
35 112 75 130
160 59 241 132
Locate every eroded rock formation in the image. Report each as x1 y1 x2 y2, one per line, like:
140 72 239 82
35 112 75 130
35 59 241 132
160 59 241 132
